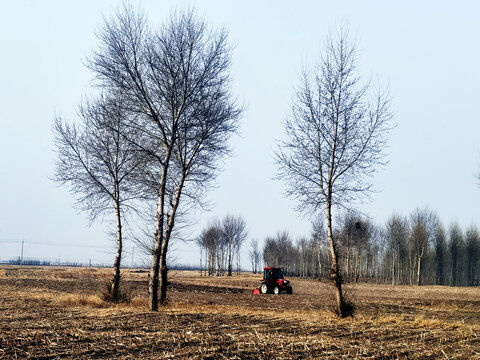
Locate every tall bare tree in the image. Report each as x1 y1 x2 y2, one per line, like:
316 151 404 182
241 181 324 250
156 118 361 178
276 25 393 317
311 215 327 278
338 211 371 282
199 220 223 276
89 6 241 310
449 223 464 286
263 231 299 275
408 208 438 285
435 223 447 285
222 215 247 276
53 92 143 301
249 239 261 274
385 215 409 285
465 225 479 286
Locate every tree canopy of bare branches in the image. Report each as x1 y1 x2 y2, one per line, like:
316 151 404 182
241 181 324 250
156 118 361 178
198 220 224 276
276 25 393 317
88 5 241 310
197 215 247 276
222 215 247 276
409 208 438 285
386 214 409 286
338 211 372 283
249 239 261 274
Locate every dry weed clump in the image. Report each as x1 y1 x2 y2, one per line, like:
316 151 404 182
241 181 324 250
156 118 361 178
99 281 133 304
60 293 107 308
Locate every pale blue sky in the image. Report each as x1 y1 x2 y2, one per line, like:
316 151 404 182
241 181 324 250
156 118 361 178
0 1 479 267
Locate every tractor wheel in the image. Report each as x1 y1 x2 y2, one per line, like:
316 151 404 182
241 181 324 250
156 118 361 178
273 286 280 295
260 283 268 294
286 287 292 294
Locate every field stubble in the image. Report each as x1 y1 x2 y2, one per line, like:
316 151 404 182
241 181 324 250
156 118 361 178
0 266 479 359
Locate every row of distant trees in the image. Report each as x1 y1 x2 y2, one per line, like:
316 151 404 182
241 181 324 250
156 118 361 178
260 229 327 278
196 215 247 276
260 208 480 287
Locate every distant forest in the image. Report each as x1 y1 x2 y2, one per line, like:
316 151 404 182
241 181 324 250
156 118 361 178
259 209 480 286
198 208 480 287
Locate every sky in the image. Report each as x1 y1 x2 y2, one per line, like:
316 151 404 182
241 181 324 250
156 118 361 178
0 1 479 269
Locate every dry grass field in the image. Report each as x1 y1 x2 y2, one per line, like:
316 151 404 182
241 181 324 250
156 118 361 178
0 266 479 359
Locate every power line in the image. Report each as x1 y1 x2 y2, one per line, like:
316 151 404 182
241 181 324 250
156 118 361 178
28 241 112 249
0 239 111 250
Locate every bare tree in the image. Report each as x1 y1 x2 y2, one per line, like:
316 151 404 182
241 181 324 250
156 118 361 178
386 215 409 285
338 211 371 282
435 223 447 285
465 225 479 286
409 208 438 285
88 6 241 310
263 237 277 270
368 224 384 281
449 223 464 286
53 92 142 301
311 215 327 278
249 239 261 274
298 237 309 277
196 236 205 276
263 231 299 275
199 220 223 276
275 25 393 317
221 215 247 276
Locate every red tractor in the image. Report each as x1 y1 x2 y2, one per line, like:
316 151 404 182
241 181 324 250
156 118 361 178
253 267 292 295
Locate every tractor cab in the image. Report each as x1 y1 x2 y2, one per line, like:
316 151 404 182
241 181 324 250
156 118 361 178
264 267 284 282
257 267 292 294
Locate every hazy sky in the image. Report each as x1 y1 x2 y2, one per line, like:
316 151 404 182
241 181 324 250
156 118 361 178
1 1 479 268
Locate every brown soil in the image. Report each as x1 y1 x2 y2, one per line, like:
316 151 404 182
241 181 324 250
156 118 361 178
0 266 479 359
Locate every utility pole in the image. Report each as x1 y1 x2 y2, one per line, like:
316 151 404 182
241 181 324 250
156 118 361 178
20 240 24 268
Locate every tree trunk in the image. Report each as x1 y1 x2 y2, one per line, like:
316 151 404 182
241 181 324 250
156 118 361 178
158 171 186 305
317 247 322 278
149 228 161 311
416 253 423 286
227 241 232 276
237 249 240 275
436 244 444 285
356 251 361 282
416 246 425 286
159 238 169 305
149 161 169 311
111 199 122 300
391 251 395 286
326 200 345 317
345 241 350 282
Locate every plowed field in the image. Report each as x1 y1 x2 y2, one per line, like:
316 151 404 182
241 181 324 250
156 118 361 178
0 266 479 359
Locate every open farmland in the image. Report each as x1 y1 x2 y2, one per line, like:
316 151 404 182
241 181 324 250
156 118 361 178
0 266 479 359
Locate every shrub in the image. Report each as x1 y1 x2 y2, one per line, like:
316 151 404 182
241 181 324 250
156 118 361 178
100 281 132 304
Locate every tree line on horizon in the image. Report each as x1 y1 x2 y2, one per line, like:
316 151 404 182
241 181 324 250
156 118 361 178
258 208 480 287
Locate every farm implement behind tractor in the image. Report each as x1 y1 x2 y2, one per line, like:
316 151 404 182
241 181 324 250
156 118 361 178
253 267 292 295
